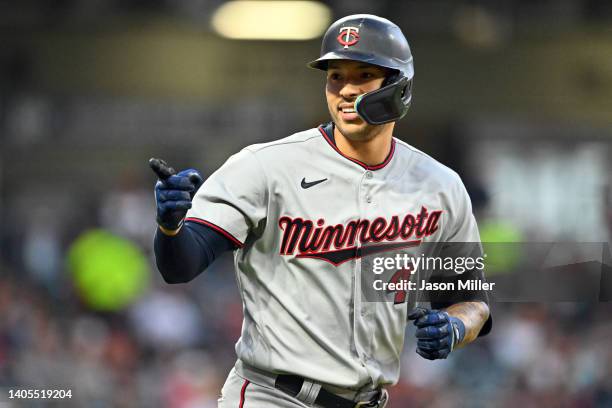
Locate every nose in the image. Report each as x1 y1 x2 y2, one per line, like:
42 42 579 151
339 81 362 100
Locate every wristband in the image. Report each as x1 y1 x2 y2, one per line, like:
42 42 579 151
159 222 183 236
449 316 466 351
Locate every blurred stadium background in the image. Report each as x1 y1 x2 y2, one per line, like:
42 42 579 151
1 0 612 407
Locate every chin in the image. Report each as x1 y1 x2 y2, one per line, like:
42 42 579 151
335 121 375 141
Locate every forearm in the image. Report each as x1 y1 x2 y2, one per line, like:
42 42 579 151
444 301 490 348
154 226 203 283
154 222 233 283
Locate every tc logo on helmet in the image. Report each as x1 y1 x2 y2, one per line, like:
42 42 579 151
337 27 360 48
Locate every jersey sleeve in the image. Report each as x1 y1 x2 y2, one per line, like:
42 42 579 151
433 175 483 270
185 148 267 247
444 175 481 245
427 175 492 336
425 176 487 295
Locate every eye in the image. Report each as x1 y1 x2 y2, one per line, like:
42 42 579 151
362 72 375 79
328 72 342 81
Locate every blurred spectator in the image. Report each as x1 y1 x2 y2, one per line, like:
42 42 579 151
99 172 156 248
129 289 204 350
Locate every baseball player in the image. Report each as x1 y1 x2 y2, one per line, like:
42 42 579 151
152 14 491 408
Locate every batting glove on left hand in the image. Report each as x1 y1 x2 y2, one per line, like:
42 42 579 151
408 307 466 360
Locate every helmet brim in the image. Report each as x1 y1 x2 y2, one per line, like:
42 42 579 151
307 50 411 77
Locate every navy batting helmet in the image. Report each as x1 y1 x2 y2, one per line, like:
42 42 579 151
308 14 414 125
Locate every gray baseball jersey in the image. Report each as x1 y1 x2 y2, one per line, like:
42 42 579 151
185 123 481 390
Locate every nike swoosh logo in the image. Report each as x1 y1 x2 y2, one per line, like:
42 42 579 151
301 177 328 189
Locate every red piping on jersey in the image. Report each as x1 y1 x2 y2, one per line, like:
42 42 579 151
239 379 249 408
184 217 244 248
318 125 396 171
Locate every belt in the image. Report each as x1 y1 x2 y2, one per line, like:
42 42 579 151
274 374 389 408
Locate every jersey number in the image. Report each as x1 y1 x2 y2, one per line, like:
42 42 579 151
388 266 413 304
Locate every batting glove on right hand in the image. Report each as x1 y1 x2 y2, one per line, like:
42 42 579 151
408 307 466 360
150 158 203 231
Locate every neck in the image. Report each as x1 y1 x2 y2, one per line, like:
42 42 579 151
333 124 394 166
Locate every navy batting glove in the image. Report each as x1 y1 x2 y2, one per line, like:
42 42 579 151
154 169 203 231
408 307 466 360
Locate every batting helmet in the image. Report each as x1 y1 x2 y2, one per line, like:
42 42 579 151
308 14 414 125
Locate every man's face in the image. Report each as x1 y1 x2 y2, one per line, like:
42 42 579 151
325 60 390 141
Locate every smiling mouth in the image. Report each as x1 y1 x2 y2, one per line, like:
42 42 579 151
337 102 362 122
339 104 356 113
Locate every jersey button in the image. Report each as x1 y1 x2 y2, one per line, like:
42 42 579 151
366 196 372 203
365 171 373 179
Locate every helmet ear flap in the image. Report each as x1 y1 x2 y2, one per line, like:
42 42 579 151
382 71 400 87
403 78 413 101
385 72 411 100
355 76 411 125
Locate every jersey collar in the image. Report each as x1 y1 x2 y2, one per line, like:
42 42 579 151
318 122 396 171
